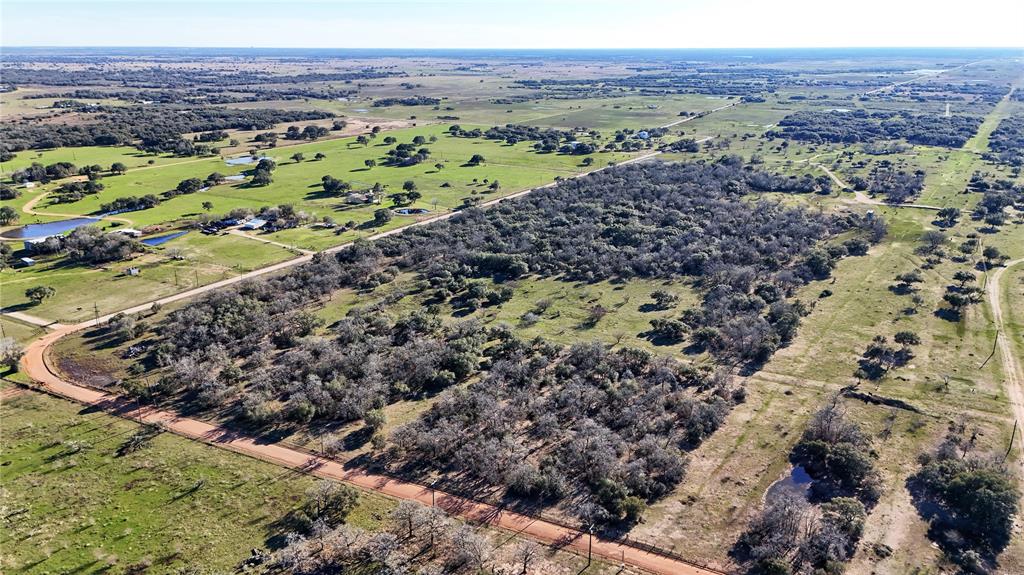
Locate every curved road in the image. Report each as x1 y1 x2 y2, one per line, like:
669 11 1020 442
11 150 729 575
19 328 718 575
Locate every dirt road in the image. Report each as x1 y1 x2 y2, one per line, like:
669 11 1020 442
811 161 942 211
987 258 1024 465
17 187 135 227
10 149 726 575
2 150 663 329
19 321 719 575
660 101 739 129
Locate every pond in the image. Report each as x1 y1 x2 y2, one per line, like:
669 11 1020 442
224 155 266 166
765 465 813 505
141 230 189 246
224 174 247 181
394 208 430 215
1 217 101 240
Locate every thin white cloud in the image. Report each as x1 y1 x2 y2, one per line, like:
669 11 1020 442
2 0 1022 48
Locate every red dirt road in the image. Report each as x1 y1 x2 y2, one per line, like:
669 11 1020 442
11 149 728 574
19 325 721 575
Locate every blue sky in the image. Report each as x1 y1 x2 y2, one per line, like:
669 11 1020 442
2 0 1022 49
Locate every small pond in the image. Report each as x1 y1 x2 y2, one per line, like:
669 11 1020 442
141 230 189 246
224 155 266 166
394 208 430 215
2 217 101 240
764 465 813 505
224 174 247 181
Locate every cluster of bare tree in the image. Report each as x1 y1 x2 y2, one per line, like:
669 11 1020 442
146 160 877 419
861 167 925 204
734 403 876 574
391 341 738 524
269 494 527 575
987 116 1024 167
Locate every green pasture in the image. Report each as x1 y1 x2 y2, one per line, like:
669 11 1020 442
0 232 294 323
0 388 394 575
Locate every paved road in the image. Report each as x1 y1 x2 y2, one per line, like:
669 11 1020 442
0 310 63 329
660 101 739 129
987 258 1024 466
862 60 983 96
11 149 729 575
4 150 663 330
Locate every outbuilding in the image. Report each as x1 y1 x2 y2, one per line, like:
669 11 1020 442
241 218 267 230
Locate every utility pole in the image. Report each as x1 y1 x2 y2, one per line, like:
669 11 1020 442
93 302 100 324
1004 420 1018 463
587 524 593 567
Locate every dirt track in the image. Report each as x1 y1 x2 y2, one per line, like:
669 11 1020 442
20 316 720 575
987 258 1024 466
9 149 732 575
811 161 942 211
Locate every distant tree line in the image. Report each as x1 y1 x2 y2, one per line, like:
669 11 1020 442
0 105 333 153
768 110 982 148
373 96 441 107
986 116 1024 167
1 66 401 89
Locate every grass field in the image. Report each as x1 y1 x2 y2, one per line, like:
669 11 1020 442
0 383 630 575
0 387 396 574
324 94 733 132
0 232 294 322
26 124 634 232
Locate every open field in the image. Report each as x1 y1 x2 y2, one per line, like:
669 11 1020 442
0 386 389 574
3 47 1023 575
1 232 294 322
1 384 630 575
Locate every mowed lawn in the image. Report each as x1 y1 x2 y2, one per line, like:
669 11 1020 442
0 388 395 575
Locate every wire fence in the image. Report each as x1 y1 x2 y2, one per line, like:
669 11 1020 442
13 372 731 575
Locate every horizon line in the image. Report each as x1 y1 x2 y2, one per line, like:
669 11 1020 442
3 45 1023 51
